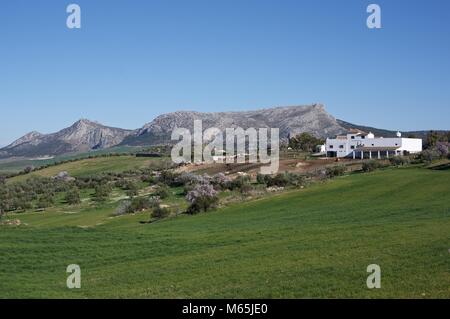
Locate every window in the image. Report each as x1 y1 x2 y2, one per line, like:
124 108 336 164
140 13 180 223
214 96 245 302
329 145 333 149
350 145 355 149
339 145 344 149
361 136 365 139
351 136 355 139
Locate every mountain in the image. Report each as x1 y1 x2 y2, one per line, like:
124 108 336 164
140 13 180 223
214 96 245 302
0 119 133 159
121 104 345 146
1 104 440 159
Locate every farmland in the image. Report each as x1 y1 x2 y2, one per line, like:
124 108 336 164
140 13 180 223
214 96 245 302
1 166 449 298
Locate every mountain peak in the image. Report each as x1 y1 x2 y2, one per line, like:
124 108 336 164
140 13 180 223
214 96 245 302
4 131 44 149
73 118 100 127
1 119 132 159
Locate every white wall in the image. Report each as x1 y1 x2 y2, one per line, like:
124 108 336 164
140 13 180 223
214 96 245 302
326 136 423 157
399 138 422 153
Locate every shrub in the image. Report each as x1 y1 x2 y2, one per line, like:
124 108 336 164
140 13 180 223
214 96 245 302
211 173 232 189
115 196 154 216
325 165 346 178
266 173 291 187
157 170 180 186
231 175 251 190
129 197 152 213
418 149 440 163
362 160 381 172
154 184 170 199
151 206 170 219
256 173 267 185
114 200 131 216
389 156 411 167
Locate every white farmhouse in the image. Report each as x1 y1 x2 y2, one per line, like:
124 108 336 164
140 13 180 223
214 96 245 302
325 129 422 159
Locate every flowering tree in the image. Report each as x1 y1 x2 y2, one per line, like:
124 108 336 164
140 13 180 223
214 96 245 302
186 183 218 214
436 142 449 158
211 173 232 189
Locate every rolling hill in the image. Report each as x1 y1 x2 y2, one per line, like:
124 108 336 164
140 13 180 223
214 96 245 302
0 167 449 298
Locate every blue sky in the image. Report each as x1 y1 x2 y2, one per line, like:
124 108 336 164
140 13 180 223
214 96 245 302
0 0 449 146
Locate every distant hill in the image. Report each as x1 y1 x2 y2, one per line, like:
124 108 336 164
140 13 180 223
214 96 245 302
336 119 443 140
0 119 132 159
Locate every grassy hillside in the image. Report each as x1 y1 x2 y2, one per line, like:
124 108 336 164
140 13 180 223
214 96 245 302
0 146 145 174
0 167 449 298
7 156 164 183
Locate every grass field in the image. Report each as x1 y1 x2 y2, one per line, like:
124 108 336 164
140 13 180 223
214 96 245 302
0 167 449 298
0 146 147 174
6 156 163 183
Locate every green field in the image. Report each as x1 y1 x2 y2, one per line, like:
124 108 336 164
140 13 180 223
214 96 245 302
0 146 145 174
0 167 449 298
7 156 163 183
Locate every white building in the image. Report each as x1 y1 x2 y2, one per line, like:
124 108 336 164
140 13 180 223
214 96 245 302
325 129 422 159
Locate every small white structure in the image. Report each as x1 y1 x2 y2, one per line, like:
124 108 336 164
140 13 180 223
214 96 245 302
316 144 326 153
324 129 422 159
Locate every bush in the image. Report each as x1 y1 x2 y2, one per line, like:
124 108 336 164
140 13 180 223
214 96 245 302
114 196 153 216
362 160 381 172
325 165 346 178
231 175 251 190
151 206 170 219
418 149 440 163
129 197 152 213
114 200 131 216
389 156 411 166
267 173 290 187
211 173 232 190
157 170 181 186
256 173 267 185
154 184 170 199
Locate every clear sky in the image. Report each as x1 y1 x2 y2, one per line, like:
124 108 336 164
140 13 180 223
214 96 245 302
1 0 449 146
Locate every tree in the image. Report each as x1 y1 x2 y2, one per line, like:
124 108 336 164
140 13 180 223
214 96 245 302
289 132 324 152
24 166 34 174
125 181 139 198
436 142 449 158
94 184 111 202
186 183 218 214
425 131 448 149
36 193 55 209
65 187 81 205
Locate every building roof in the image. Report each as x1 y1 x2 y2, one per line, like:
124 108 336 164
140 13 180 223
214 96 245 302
348 128 368 135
